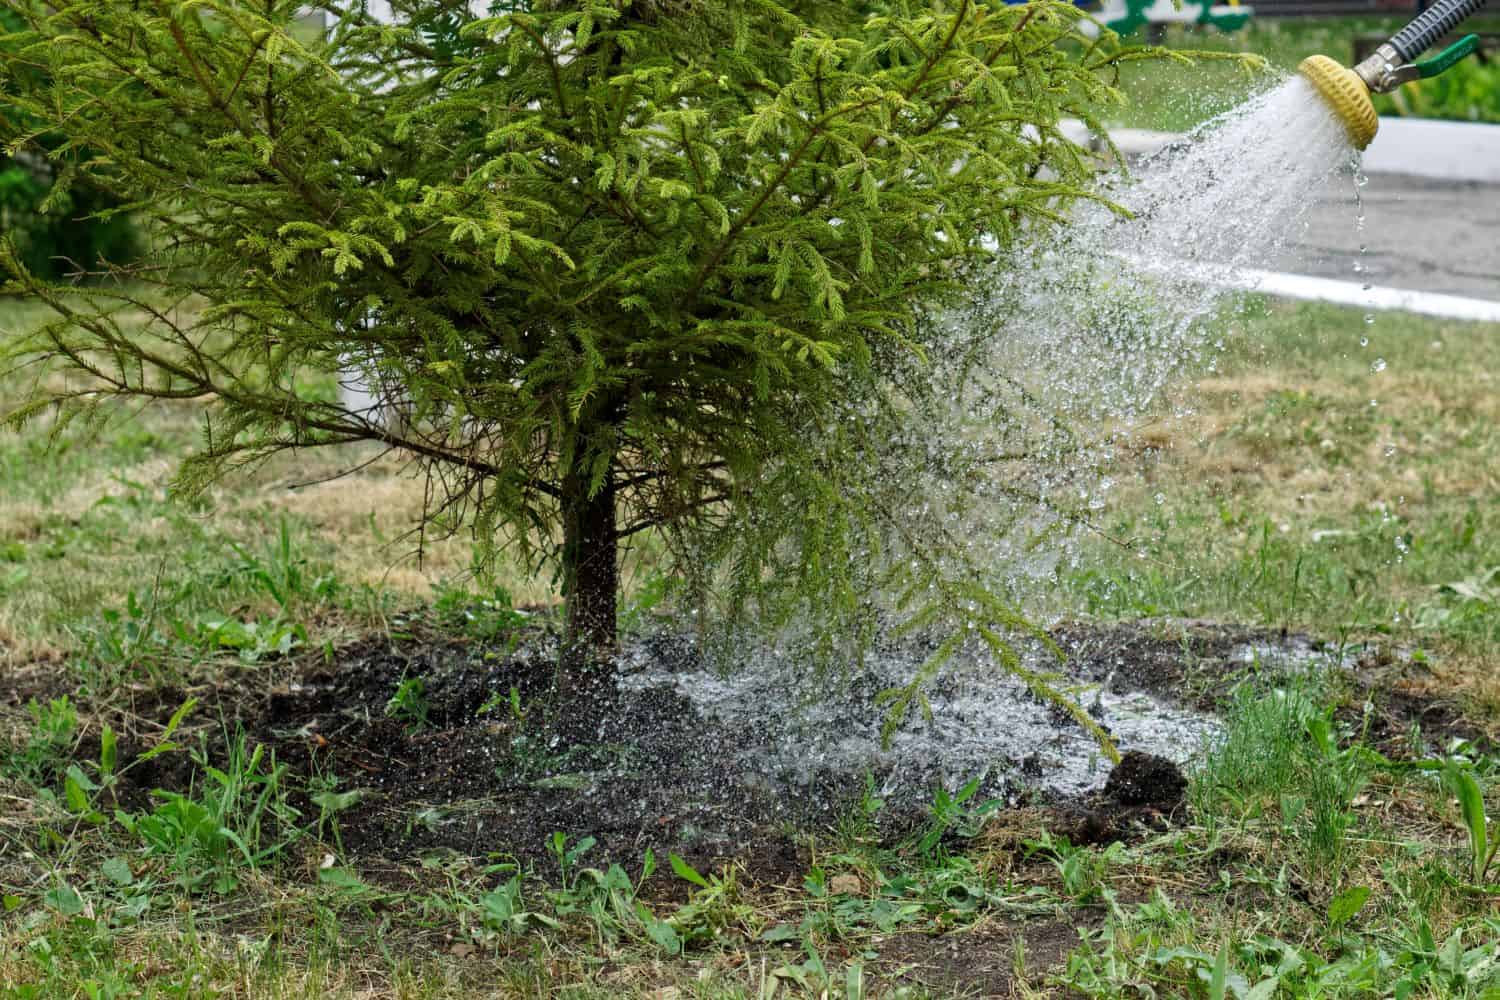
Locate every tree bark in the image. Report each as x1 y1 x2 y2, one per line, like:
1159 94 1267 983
559 470 618 685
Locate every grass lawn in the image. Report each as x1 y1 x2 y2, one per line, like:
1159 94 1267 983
2 294 1498 997
1065 297 1500 717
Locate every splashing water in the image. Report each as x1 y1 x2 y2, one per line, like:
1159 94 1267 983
619 632 1218 802
996 75 1350 410
877 77 1359 589
969 77 1355 435
646 78 1361 800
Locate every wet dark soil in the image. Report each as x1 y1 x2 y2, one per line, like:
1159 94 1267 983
2 618 1489 880
110 631 820 878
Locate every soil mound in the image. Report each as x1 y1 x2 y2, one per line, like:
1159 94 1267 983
61 618 1486 873
1103 751 1187 808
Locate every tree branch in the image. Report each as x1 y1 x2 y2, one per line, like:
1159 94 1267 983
615 491 730 540
689 97 883 298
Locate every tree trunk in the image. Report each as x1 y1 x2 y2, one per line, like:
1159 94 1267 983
559 471 618 686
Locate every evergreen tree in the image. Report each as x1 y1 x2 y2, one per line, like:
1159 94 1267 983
1 0 1152 710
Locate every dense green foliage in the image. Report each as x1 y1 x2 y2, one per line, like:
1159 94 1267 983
0 7 137 279
0 0 1146 682
1376 55 1500 124
0 150 138 280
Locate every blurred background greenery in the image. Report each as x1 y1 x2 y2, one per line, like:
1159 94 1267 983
1104 13 1500 130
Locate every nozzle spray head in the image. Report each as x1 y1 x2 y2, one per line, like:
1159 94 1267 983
1297 54 1379 151
1295 0 1487 152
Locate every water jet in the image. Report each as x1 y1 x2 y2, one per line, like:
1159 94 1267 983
1298 0 1488 149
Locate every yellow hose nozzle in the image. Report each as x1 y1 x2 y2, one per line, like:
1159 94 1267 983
1298 54 1379 151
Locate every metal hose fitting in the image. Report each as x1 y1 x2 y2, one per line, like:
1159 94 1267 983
1353 0 1490 93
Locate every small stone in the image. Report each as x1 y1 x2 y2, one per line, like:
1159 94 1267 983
829 874 863 895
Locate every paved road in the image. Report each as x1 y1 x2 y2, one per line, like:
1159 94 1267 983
1106 125 1500 303
1275 173 1500 300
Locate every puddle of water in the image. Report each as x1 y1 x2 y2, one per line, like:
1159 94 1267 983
617 635 1218 802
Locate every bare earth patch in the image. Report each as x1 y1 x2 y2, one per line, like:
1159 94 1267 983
7 618 1485 883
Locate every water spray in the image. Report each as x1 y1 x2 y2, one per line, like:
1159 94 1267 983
1298 0 1488 149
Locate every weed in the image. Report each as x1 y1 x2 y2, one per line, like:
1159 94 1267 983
451 840 694 956
548 831 596 891
1061 898 1483 999
192 614 310 662
217 517 339 614
477 684 527 723
828 772 886 855
1193 682 1375 874
68 566 319 685
67 587 202 688
1191 684 1317 819
545 841 667 949
432 582 527 643
491 726 638 788
908 775 1002 858
664 853 754 947
115 730 302 893
473 867 560 936
1439 759 1500 886
1386 916 1500 997
1296 713 1370 871
48 699 194 827
1027 833 1126 904
2 696 79 785
384 676 430 734
307 772 369 855
1419 565 1500 636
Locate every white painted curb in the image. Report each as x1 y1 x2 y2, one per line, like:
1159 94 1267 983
1122 253 1500 323
1229 269 1500 323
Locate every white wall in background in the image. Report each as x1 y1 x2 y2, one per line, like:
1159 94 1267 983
1362 118 1500 183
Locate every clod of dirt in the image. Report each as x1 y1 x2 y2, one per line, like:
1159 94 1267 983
1042 752 1189 845
1103 751 1187 808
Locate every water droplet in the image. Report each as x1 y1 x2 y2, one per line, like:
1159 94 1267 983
1370 358 1386 373
1359 336 1369 347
